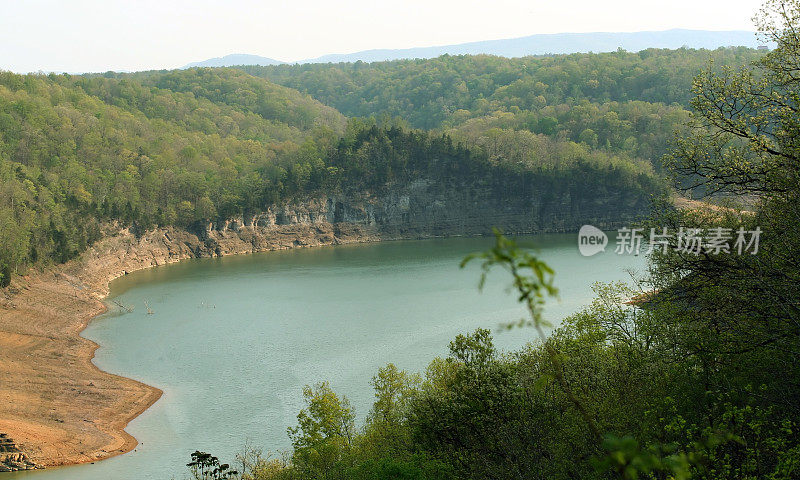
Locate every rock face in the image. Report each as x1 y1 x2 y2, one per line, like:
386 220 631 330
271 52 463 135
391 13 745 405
74 180 651 297
74 221 380 299
78 181 648 297
0 434 42 472
213 179 648 239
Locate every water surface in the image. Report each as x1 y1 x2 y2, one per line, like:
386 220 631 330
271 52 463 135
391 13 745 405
11 234 644 480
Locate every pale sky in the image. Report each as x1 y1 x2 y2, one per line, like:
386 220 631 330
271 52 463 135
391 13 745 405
1 0 764 73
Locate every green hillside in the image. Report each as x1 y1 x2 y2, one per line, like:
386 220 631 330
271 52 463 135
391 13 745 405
7 47 765 285
245 49 762 167
0 52 696 283
0 68 346 278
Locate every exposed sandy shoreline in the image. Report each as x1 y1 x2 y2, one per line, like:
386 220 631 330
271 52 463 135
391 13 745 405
0 222 379 468
0 272 162 468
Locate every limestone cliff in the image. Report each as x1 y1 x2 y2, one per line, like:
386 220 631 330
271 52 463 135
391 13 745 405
211 177 649 240
82 178 650 294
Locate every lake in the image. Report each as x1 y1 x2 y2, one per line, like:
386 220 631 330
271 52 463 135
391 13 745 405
9 234 645 480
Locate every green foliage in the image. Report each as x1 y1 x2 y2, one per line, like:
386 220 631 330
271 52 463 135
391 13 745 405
188 451 239 480
626 2 800 478
593 434 694 480
287 382 356 478
0 65 663 286
246 49 762 130
240 49 768 177
342 455 454 480
360 364 420 459
0 68 343 278
0 61 667 288
461 228 557 330
0 263 11 288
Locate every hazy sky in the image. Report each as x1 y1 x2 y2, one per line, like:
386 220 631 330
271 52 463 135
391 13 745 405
1 0 764 73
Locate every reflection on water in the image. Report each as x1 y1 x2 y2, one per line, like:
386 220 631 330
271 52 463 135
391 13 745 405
9 234 645 480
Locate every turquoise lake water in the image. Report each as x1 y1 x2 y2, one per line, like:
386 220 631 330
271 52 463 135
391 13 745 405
9 234 645 480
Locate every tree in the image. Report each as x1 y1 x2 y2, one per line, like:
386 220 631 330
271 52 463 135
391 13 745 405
287 382 355 478
658 0 800 365
188 451 239 480
637 1 800 477
667 2 800 196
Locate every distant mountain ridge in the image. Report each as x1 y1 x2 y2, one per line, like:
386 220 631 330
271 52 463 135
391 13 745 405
184 29 768 68
302 29 766 63
184 53 284 68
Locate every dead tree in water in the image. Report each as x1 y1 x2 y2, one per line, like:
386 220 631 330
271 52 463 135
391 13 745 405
112 299 134 313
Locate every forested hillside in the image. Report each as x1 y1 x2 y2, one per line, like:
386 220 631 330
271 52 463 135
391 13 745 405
246 48 759 122
0 47 758 286
246 48 761 167
3 1 798 478
0 68 346 283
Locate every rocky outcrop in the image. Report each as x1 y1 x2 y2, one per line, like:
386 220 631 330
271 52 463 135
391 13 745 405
70 178 650 298
0 434 42 472
213 178 648 239
72 222 379 299
76 179 648 299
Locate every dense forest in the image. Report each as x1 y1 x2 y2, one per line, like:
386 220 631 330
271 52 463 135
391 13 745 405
245 48 763 166
0 68 340 283
1 48 753 284
245 48 760 128
181 2 797 480
0 65 660 286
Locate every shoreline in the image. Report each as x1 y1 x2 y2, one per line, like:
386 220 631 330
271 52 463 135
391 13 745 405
0 268 163 468
0 222 382 468
0 213 633 470
78 300 165 466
